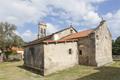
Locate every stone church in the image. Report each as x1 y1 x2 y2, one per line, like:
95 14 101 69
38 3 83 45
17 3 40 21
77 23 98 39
24 20 113 76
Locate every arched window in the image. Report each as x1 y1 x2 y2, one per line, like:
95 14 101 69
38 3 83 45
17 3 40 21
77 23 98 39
79 50 82 55
41 28 43 34
69 48 72 54
96 35 99 40
70 29 73 34
44 29 46 35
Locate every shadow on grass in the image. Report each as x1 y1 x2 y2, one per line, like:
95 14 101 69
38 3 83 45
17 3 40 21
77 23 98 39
75 66 120 80
17 65 43 76
6 60 21 62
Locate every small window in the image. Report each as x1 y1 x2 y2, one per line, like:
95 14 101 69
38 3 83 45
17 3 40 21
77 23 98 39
96 35 99 40
79 50 82 55
44 29 46 35
70 29 73 34
41 28 43 34
105 36 107 39
69 49 72 54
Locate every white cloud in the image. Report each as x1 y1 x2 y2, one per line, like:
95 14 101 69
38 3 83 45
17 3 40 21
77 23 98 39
104 10 120 39
49 0 99 23
15 30 37 42
22 30 37 42
82 11 101 26
0 0 110 41
0 0 48 26
104 13 113 19
0 0 104 25
15 23 58 42
46 23 58 34
85 0 107 3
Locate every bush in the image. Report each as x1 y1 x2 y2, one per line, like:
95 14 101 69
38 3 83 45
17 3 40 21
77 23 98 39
5 51 17 59
112 36 120 55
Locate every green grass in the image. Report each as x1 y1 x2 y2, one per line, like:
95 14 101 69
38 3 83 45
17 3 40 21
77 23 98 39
0 61 43 80
0 61 120 80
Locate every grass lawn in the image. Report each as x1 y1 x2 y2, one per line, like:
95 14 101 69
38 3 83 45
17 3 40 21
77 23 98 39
0 61 43 80
0 61 120 80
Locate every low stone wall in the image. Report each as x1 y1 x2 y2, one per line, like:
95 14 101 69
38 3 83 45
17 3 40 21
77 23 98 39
8 54 22 61
0 54 4 62
113 55 120 60
0 56 3 62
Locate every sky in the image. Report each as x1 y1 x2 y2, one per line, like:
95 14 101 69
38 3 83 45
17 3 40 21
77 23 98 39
0 0 120 42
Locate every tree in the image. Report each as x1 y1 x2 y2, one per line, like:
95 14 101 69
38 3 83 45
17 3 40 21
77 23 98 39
0 22 16 51
12 35 24 47
112 36 120 55
0 22 25 61
0 22 24 52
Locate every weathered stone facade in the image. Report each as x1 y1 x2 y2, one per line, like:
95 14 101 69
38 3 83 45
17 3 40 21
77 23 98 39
94 21 112 66
44 42 78 75
24 20 113 76
24 44 44 74
52 27 77 40
77 21 113 66
78 36 96 66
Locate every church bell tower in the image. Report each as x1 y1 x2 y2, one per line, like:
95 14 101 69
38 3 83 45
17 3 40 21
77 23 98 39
38 22 47 39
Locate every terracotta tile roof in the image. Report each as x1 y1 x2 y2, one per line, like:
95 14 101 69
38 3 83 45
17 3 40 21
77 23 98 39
43 29 94 43
27 34 53 45
25 27 77 46
24 29 94 46
53 26 77 34
61 29 94 40
11 47 24 51
43 39 78 43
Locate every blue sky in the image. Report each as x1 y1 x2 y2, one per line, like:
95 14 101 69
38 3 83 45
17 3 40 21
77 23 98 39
98 0 120 14
0 0 120 42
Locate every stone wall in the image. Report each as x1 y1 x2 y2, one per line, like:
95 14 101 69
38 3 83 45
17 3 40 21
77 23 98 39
95 21 113 66
8 54 22 61
0 54 3 62
23 21 113 76
113 55 120 60
24 44 44 74
52 27 77 40
44 42 78 75
78 34 96 66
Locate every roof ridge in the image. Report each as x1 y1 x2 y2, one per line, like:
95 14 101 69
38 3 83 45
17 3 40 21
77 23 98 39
52 26 77 35
60 29 94 40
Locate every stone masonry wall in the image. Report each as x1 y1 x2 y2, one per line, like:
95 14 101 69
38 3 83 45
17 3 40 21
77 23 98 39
44 42 78 75
78 34 96 66
24 44 44 74
95 21 113 66
52 27 77 40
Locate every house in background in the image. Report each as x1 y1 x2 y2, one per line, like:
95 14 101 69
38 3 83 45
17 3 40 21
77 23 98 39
24 20 113 76
11 47 24 59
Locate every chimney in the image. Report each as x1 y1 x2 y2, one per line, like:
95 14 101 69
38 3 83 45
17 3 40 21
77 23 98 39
38 22 47 39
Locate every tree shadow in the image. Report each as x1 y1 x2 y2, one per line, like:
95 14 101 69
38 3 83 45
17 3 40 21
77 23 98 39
75 66 120 80
17 65 44 76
